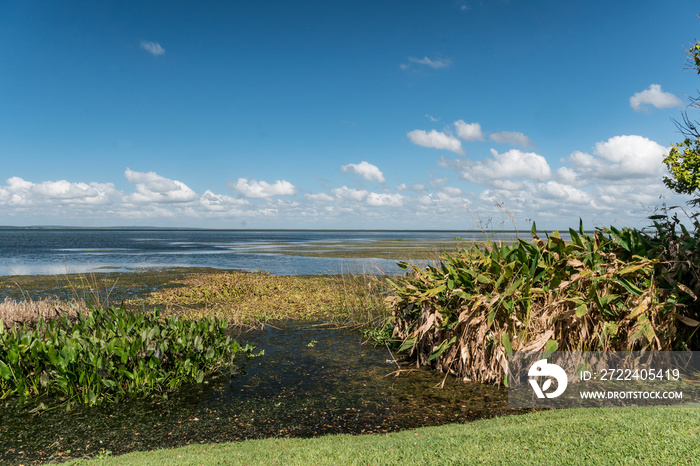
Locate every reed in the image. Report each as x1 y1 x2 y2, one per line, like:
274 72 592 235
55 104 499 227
0 297 87 330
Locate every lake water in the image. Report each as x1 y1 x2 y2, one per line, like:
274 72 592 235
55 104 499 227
0 229 519 276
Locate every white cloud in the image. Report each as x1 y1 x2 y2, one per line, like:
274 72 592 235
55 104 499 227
140 41 165 56
229 178 297 198
396 183 427 192
199 190 249 212
594 182 664 207
408 56 451 69
332 186 369 202
407 129 464 155
491 179 525 190
489 131 534 148
537 181 591 204
454 120 484 142
630 84 682 112
0 177 121 206
305 192 334 202
125 169 198 203
366 192 404 207
555 167 585 187
341 161 386 183
567 135 669 180
443 149 551 185
442 186 463 196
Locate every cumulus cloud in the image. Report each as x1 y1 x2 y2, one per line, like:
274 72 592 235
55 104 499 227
489 131 534 148
594 182 664 207
454 120 484 142
630 84 682 112
332 186 369 202
408 56 451 69
397 183 427 192
125 169 198 203
341 161 386 183
407 129 464 155
0 177 121 206
537 181 591 204
441 186 463 196
567 135 669 180
305 192 334 202
140 40 165 56
555 167 585 187
367 192 404 207
199 190 249 212
229 178 297 198
442 149 551 185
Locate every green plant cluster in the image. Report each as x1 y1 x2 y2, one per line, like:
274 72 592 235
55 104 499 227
387 220 700 384
664 137 700 203
664 38 700 205
0 305 253 409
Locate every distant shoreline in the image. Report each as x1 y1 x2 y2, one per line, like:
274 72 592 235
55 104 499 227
0 226 595 234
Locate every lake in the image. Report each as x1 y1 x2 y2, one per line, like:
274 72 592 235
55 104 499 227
0 228 525 276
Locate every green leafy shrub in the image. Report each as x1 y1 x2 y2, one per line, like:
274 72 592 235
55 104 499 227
0 305 254 409
386 221 700 385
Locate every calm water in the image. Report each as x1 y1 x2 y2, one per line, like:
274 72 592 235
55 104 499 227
0 229 517 276
0 322 514 464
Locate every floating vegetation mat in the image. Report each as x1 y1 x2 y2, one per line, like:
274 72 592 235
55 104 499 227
244 238 475 259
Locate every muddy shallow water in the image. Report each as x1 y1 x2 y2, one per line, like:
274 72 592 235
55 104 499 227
0 321 525 465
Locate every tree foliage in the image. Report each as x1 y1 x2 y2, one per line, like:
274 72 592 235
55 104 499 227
663 39 700 204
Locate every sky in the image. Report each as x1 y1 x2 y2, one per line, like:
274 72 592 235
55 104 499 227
1 1 699 230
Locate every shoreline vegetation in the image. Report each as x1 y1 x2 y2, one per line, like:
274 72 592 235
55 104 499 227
1 219 699 464
388 222 700 385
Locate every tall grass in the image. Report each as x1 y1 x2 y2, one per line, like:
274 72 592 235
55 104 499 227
0 297 88 330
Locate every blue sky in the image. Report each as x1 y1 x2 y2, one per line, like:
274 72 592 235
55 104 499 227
1 1 699 229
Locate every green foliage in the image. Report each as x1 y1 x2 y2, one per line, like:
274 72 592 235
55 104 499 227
665 38 700 204
0 305 254 409
386 220 700 384
361 317 396 347
663 138 700 202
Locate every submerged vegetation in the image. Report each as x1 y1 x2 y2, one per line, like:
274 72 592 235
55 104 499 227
387 217 700 384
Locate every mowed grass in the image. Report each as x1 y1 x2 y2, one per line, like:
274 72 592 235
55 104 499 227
70 406 699 465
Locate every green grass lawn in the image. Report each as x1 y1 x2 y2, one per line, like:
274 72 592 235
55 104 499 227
71 405 699 465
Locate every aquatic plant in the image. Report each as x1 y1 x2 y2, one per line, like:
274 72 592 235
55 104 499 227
135 269 394 329
0 305 253 409
387 221 700 385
